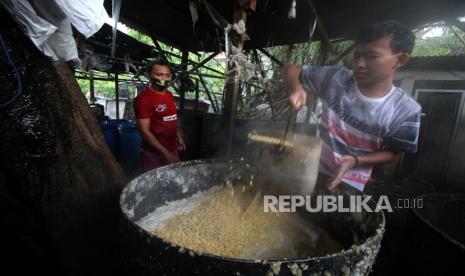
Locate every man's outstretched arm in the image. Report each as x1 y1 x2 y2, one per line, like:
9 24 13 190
283 64 307 109
327 150 398 190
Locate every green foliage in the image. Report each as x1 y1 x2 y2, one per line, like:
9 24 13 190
126 29 154 46
77 78 116 99
76 73 137 102
412 26 465 57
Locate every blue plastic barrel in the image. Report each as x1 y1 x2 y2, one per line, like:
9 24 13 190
99 122 119 159
118 122 141 174
107 119 129 126
99 119 130 160
98 119 108 126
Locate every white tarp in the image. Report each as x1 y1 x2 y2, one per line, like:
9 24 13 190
41 19 79 61
1 0 108 61
54 0 108 38
1 0 58 48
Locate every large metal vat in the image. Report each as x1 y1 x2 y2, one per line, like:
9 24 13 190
120 159 385 275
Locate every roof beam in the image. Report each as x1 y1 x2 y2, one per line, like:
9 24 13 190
258 48 283 67
183 52 218 77
151 37 224 75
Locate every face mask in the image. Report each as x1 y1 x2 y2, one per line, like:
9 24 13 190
151 77 170 90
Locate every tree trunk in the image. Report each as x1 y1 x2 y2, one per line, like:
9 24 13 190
0 8 127 275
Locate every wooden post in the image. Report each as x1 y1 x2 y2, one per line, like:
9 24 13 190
115 73 119 119
195 79 199 111
89 69 95 104
223 2 248 157
180 51 189 111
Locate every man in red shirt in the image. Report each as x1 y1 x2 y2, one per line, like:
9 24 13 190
133 59 186 172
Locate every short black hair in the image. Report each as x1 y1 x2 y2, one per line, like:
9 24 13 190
145 58 172 74
355 20 415 54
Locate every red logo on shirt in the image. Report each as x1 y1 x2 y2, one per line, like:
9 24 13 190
155 104 167 112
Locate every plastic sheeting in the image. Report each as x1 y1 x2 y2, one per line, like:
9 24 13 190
1 0 108 61
29 0 67 26
41 19 79 62
55 0 108 39
1 0 58 48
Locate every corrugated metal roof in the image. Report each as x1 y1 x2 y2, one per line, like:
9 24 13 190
401 55 465 71
103 0 465 52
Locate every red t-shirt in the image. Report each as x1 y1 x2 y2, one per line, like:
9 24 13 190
133 88 178 152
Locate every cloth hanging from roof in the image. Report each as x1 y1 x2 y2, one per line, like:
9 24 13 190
1 0 108 62
54 0 108 38
41 19 79 62
1 0 58 48
29 0 67 26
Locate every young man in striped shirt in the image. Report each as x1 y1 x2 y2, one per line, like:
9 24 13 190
285 21 421 192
